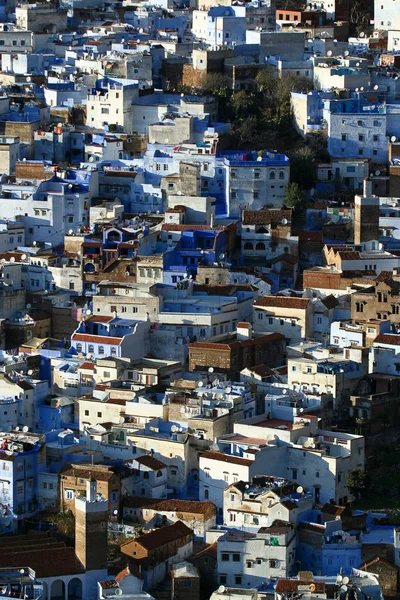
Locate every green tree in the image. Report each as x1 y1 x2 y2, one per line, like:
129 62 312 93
284 182 304 208
347 469 370 500
230 90 258 120
289 146 316 190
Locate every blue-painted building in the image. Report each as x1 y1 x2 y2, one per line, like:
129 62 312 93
297 517 362 575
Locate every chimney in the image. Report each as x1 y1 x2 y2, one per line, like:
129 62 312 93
363 177 372 197
237 322 252 340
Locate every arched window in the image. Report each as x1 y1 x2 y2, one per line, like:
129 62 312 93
244 242 253 250
98 346 104 355
88 345 94 353
253 517 259 525
111 347 117 356
270 171 276 180
256 242 266 251
204 489 209 499
157 470 163 478
76 343 82 352
279 170 285 179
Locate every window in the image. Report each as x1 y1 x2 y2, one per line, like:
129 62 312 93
235 576 242 585
358 134 365 142
247 561 252 568
270 171 275 179
219 576 227 585
253 191 259 200
65 489 74 499
279 171 285 180
373 135 378 142
341 134 347 142
316 471 320 478
256 242 265 251
268 317 273 324
84 410 89 416
292 468 298 480
357 120 363 127
232 553 240 562
222 553 229 561
88 345 94 353
98 346 104 355
258 311 264 320
269 560 277 568
97 412 102 418
223 472 229 482
356 302 364 313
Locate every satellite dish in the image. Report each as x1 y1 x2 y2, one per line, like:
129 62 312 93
299 407 304 413
22 426 28 432
374 84 379 90
391 136 397 143
281 218 288 225
359 31 365 37
137 233 144 240
86 309 92 315
337 575 343 584
9 257 15 263
296 486 304 493
226 386 232 394
218 586 226 594
327 50 332 56
21 254 27 261
208 367 214 374
15 427 20 431
198 381 204 387
171 425 178 432
360 86 364 91
26 77 31 83
340 586 348 593
375 170 381 176
27 370 33 375
219 253 225 260
355 87 359 92
342 577 350 585
26 303 31 309
344 50 349 56
68 229 74 235
4 451 13 456
115 590 123 596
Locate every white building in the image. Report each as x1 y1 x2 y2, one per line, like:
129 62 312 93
217 526 296 588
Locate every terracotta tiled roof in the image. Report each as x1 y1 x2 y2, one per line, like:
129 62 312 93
200 450 254 466
79 362 96 370
72 333 123 345
121 521 192 554
123 497 214 514
0 545 84 578
242 209 291 225
321 294 338 310
374 334 400 346
254 296 309 309
135 454 167 470
87 315 114 323
193 542 217 560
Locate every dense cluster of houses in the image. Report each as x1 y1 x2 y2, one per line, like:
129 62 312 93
0 0 399 599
